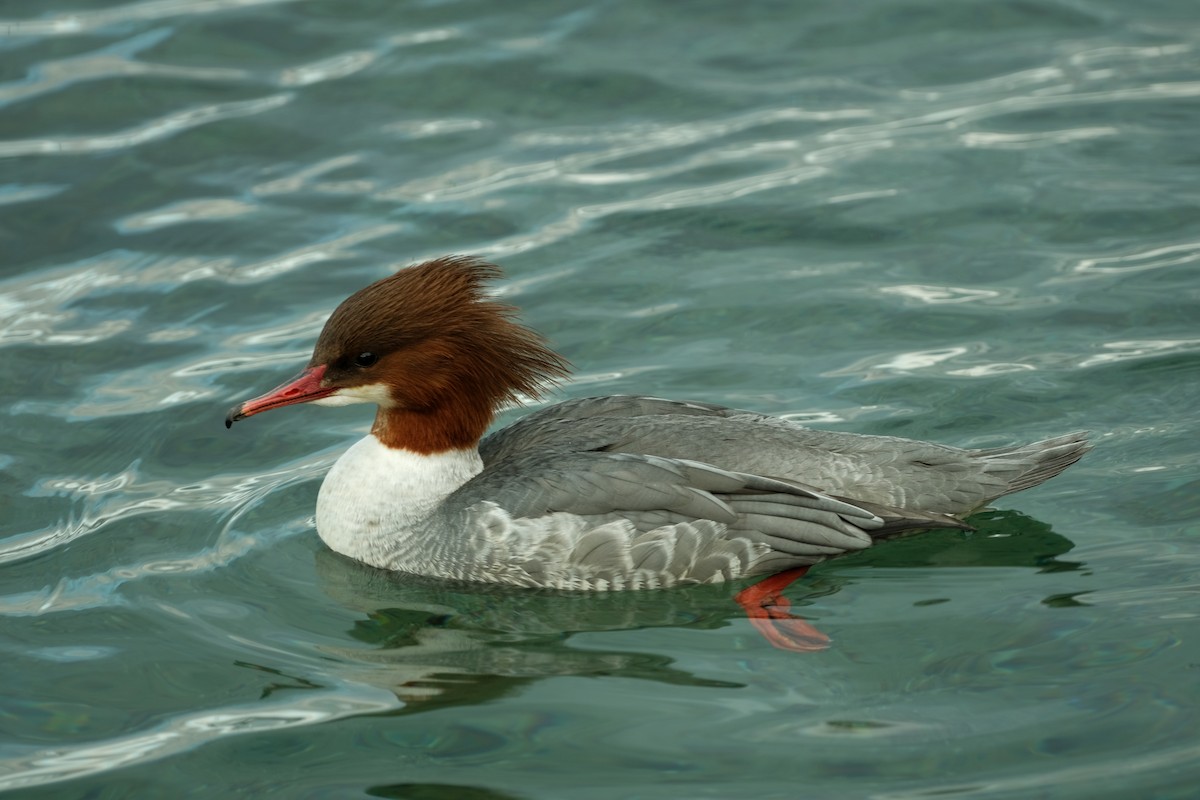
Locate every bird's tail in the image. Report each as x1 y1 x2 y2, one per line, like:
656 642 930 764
974 431 1092 500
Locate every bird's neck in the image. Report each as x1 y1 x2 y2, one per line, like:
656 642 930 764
370 395 496 455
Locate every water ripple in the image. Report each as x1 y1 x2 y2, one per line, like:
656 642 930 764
0 93 293 157
960 126 1118 148
0 0 305 38
1070 241 1200 275
0 28 245 109
116 198 259 233
0 183 66 205
1 2 1196 796
0 685 399 792
278 50 377 87
0 455 326 572
875 739 1200 799
1080 338 1200 368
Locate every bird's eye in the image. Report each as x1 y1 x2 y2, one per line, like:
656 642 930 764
353 352 378 368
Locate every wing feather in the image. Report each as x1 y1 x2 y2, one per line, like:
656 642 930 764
442 449 883 584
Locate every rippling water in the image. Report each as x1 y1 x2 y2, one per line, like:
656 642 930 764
3 1 1199 797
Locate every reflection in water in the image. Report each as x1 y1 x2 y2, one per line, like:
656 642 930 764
365 782 524 800
313 548 747 708
841 509 1080 572
312 509 1079 706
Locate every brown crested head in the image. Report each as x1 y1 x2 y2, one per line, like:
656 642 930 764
227 256 571 453
318 255 571 449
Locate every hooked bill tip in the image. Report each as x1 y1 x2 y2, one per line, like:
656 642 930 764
224 405 244 429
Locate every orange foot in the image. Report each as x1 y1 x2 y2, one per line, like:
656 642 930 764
734 567 830 652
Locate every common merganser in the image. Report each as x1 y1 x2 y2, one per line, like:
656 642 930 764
225 256 1090 594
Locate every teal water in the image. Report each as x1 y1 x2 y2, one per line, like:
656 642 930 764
3 1 1199 797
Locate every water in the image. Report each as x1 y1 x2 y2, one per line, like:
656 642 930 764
2 0 1199 797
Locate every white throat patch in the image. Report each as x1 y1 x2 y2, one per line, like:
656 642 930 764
312 382 392 407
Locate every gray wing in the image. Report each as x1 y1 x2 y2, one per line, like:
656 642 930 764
444 450 883 561
482 396 1090 516
480 396 737 463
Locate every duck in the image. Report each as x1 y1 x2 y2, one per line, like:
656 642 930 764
225 256 1090 594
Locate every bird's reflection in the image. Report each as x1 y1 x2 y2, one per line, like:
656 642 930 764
314 548 750 707
312 509 1080 706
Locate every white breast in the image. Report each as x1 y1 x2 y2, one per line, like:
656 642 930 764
315 435 483 569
